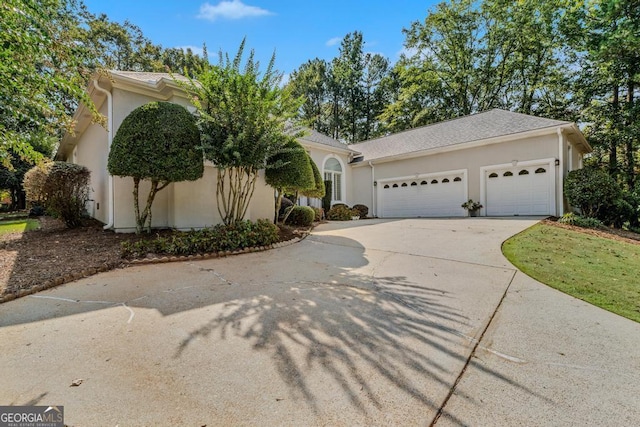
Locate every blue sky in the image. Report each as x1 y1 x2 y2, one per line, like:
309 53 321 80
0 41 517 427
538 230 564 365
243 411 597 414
82 0 439 77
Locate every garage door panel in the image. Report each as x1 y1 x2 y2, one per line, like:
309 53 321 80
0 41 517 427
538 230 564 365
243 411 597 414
380 172 466 218
485 164 553 216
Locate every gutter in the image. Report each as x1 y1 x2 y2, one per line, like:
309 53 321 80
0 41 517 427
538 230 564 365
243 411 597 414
369 161 376 217
93 79 114 230
557 128 564 217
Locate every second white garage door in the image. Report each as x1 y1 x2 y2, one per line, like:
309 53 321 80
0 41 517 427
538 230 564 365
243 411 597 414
484 161 555 216
379 171 467 218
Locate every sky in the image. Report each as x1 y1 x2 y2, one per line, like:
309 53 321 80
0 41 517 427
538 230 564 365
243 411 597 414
82 0 439 78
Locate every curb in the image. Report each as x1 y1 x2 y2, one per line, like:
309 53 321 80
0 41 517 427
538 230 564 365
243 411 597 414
0 231 310 305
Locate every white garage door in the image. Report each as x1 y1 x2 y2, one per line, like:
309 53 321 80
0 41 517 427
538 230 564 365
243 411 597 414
379 171 466 218
485 163 554 216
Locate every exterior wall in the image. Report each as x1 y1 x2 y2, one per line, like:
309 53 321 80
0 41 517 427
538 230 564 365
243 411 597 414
168 166 275 230
351 166 375 214
72 101 109 224
352 133 561 216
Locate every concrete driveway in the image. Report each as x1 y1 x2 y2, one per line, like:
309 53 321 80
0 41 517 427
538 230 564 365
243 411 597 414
1 218 638 426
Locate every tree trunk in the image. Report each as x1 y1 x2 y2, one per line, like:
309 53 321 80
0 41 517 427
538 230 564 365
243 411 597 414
610 85 620 178
625 79 636 189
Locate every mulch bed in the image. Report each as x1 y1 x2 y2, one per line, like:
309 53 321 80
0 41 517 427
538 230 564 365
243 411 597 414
0 216 308 301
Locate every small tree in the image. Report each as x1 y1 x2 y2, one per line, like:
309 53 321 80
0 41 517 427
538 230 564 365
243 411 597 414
24 161 91 228
108 102 203 233
322 180 332 213
179 39 303 225
300 159 326 200
265 138 315 223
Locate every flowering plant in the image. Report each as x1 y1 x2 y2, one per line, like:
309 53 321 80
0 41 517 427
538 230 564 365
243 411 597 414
461 199 483 211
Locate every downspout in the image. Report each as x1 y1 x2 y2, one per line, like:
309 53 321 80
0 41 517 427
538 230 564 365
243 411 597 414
557 128 564 217
93 79 114 230
369 161 376 217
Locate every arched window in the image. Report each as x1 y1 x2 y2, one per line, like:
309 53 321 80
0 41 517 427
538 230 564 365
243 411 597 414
421 180 428 185
323 158 343 201
442 178 450 183
411 182 417 186
453 177 462 182
535 168 546 174
519 169 529 175
488 173 498 178
401 182 408 187
384 184 390 189
392 183 398 188
503 171 513 177
431 179 438 184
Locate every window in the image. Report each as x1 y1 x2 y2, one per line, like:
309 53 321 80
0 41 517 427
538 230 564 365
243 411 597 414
442 178 450 183
421 180 428 185
401 182 408 187
519 170 529 175
535 168 546 174
453 177 462 182
392 183 398 188
384 184 390 189
503 171 513 177
431 179 438 184
323 158 342 201
411 182 417 186
488 173 498 178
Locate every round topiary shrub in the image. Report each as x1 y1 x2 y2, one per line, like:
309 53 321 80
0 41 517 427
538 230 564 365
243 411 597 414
352 204 369 218
286 206 315 226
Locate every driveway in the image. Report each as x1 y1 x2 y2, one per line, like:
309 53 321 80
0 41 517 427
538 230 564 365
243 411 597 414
0 218 638 426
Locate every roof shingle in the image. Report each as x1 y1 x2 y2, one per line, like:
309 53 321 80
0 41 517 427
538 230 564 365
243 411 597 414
350 109 569 161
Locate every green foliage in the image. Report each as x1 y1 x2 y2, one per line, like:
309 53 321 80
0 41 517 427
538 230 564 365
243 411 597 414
23 161 90 228
558 213 604 229
461 199 483 211
285 206 315 226
180 40 303 225
108 101 203 233
564 167 621 219
108 102 203 182
288 32 390 142
327 205 358 221
300 159 326 199
120 219 279 258
352 204 369 218
322 180 332 213
266 138 315 222
0 0 99 165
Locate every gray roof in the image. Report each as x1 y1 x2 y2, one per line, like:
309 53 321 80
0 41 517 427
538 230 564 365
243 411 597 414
298 128 359 153
351 109 569 162
110 70 192 84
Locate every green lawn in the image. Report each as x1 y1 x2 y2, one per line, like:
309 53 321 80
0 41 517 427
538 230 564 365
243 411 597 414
0 219 40 235
503 223 640 323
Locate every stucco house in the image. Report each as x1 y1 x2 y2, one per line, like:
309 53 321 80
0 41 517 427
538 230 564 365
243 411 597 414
57 71 591 231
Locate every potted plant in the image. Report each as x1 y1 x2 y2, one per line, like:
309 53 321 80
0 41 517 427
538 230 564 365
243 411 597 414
461 199 483 217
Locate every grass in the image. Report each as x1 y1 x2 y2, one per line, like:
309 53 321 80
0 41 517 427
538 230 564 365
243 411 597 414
503 223 640 323
0 219 40 235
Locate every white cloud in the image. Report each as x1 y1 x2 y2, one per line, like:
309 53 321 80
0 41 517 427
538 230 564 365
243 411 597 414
325 36 342 47
197 0 273 21
176 45 204 57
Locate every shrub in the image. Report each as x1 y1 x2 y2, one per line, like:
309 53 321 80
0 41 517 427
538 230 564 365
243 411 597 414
311 207 323 221
121 219 279 258
327 205 357 221
23 161 91 228
558 213 604 229
300 160 325 199
285 206 315 226
352 204 369 218
565 167 621 219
